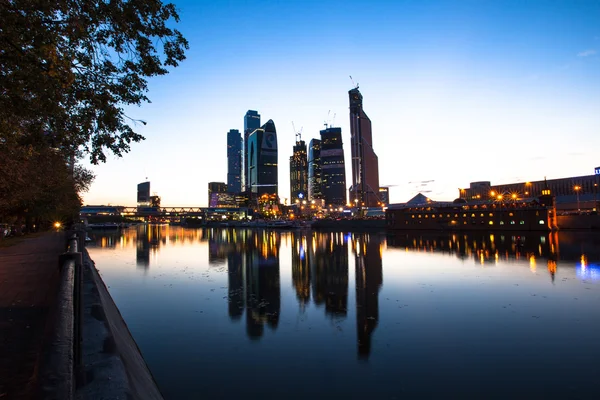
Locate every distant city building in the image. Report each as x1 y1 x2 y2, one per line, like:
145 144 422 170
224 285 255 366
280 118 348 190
247 119 278 199
150 195 161 208
459 169 600 211
307 139 322 201
209 192 238 208
378 187 389 205
349 87 380 207
227 129 242 193
137 181 150 207
289 138 308 203
320 127 346 206
243 110 261 191
596 166 600 175
208 182 227 206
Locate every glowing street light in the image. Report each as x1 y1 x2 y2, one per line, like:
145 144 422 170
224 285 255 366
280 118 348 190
574 185 581 211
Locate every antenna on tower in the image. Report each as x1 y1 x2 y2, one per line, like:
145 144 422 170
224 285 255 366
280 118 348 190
349 75 359 89
331 112 336 128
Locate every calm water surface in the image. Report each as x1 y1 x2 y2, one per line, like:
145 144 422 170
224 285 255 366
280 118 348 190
87 226 600 399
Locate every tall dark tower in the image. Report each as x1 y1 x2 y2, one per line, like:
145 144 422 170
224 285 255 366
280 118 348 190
349 88 380 207
227 129 242 193
320 127 347 206
289 137 308 203
308 139 322 201
247 119 278 198
243 110 261 191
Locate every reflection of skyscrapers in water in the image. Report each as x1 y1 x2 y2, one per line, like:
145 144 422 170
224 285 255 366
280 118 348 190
226 230 246 320
354 233 383 359
244 231 281 339
311 232 349 317
207 229 228 265
291 232 311 306
136 224 163 268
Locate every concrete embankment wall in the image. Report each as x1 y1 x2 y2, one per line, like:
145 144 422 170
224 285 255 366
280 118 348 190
76 250 163 400
557 215 600 230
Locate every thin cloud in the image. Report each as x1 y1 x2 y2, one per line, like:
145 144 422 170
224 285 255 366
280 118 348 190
577 49 597 57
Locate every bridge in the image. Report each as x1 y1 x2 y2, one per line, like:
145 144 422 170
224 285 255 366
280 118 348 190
81 205 250 220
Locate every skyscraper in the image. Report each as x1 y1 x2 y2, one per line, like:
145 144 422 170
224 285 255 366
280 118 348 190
349 88 380 207
308 139 322 201
247 119 278 198
320 127 346 206
289 138 308 203
227 129 242 193
243 110 261 191
137 181 150 207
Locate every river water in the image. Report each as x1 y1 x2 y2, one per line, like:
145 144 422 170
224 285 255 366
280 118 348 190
87 226 600 399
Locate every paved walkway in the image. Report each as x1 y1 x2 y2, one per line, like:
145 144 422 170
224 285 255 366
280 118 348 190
0 233 64 399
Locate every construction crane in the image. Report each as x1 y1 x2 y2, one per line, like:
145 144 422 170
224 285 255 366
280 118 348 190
291 122 303 142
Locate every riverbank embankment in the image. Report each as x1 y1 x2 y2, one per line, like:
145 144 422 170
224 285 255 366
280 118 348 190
0 230 161 399
76 246 163 400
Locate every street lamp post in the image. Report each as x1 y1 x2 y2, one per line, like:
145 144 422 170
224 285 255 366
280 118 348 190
594 182 598 212
574 185 581 212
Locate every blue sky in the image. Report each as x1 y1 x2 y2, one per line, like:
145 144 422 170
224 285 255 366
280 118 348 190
83 0 600 206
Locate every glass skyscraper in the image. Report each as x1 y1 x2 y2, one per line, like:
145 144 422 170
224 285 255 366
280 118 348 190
243 110 261 191
227 129 242 193
320 127 346 206
289 139 308 203
349 88 380 207
307 139 322 201
247 119 278 198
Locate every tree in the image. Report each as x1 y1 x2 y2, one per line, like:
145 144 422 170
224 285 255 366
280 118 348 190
0 138 94 230
0 0 189 163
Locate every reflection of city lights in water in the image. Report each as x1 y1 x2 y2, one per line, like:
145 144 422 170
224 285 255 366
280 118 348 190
529 255 536 273
299 245 305 261
547 260 557 276
576 261 600 281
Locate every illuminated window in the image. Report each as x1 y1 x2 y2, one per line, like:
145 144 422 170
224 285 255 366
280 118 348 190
480 213 484 217
520 220 525 225
412 215 415 218
431 215 435 218
471 213 475 217
489 221 494 225
489 213 493 217
509 212 514 217
425 215 429 218
539 220 545 224
500 221 504 225
510 221 515 225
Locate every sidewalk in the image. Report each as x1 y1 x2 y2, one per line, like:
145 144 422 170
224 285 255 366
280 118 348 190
0 232 64 399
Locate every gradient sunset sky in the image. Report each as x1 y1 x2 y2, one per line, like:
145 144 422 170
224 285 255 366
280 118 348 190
82 0 600 206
